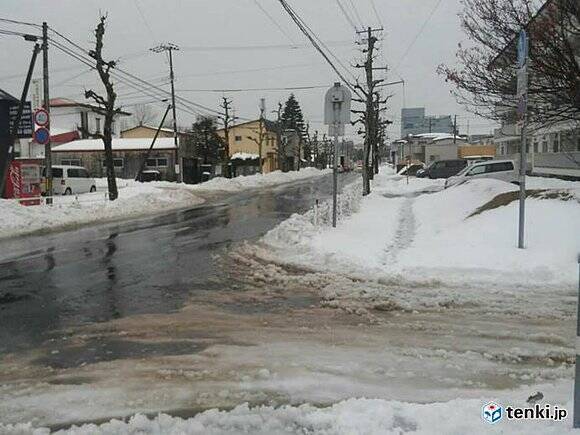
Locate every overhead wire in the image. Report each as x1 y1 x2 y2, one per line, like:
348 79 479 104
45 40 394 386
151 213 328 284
252 0 297 44
276 0 361 98
46 28 222 117
334 0 358 32
395 0 443 69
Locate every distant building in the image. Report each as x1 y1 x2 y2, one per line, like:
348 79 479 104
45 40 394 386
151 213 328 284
401 107 454 138
216 119 302 175
51 137 178 181
391 133 468 164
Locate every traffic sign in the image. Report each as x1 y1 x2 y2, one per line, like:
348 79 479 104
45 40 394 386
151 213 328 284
33 108 49 127
34 127 50 145
324 82 352 127
517 29 528 68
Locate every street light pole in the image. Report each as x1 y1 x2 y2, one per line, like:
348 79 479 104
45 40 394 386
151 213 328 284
151 43 181 182
42 22 53 203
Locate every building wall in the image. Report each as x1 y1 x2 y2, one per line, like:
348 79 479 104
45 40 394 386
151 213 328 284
52 149 177 181
424 144 459 163
50 106 124 138
217 120 279 173
121 126 174 139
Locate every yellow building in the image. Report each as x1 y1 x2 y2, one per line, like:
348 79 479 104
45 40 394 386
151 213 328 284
216 119 280 173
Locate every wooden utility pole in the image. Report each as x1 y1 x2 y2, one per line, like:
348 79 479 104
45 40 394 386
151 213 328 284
219 97 235 176
42 22 53 203
151 43 181 182
274 102 284 172
453 115 458 144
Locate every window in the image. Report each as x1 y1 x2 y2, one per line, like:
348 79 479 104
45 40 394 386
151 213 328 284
542 139 548 153
553 133 560 153
67 168 80 178
146 157 167 168
61 159 81 166
467 165 486 176
486 162 513 173
102 158 124 168
95 118 101 134
42 167 63 178
235 135 242 141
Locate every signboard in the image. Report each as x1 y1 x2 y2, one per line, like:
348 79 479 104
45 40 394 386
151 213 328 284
8 102 33 138
33 127 50 145
324 82 352 127
33 108 49 127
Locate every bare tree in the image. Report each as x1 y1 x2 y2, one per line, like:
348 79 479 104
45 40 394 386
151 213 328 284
85 15 121 201
131 104 158 127
438 0 580 126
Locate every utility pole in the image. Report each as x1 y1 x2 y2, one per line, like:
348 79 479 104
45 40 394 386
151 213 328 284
219 97 234 177
274 102 284 172
42 22 53 204
453 115 458 145
151 43 181 182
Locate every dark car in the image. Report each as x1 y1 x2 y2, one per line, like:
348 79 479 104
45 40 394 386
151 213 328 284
137 170 162 182
422 159 467 179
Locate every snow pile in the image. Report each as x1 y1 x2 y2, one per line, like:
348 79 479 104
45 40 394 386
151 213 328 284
0 182 204 239
231 152 259 160
1 393 573 434
0 168 329 239
196 168 331 192
260 171 580 289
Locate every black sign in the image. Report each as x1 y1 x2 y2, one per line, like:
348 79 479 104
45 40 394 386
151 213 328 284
9 102 33 138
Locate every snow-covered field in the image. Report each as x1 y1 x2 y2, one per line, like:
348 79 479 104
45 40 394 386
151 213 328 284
260 168 580 290
0 168 329 240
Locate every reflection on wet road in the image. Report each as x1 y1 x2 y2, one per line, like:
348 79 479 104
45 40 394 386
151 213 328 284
0 173 356 354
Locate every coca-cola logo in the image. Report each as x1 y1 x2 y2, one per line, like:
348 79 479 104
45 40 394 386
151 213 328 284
9 165 21 198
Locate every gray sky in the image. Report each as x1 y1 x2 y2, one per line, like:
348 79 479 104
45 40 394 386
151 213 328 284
0 0 497 140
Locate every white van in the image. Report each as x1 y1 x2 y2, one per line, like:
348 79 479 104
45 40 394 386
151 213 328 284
42 165 97 195
445 160 518 188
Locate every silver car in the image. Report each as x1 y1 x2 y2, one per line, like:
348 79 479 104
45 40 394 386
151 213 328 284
445 160 518 188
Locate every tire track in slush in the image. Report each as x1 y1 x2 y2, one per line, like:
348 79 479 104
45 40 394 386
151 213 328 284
382 197 416 266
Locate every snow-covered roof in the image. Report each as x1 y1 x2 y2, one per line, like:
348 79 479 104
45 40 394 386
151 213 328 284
52 137 177 152
412 133 467 142
231 152 259 160
122 124 176 134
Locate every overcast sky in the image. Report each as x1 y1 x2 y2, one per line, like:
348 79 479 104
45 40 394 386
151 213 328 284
0 0 498 140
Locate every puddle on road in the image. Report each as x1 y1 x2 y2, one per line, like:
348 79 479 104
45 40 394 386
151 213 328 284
35 338 209 369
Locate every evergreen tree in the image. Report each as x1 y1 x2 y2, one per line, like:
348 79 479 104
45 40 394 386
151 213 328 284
188 118 221 164
280 94 305 135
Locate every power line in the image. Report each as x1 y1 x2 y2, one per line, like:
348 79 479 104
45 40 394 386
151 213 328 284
277 0 361 98
47 30 222 117
335 0 358 32
395 0 443 69
178 84 329 93
252 0 296 44
347 0 365 28
0 17 40 27
133 0 157 43
369 0 383 27
178 40 352 52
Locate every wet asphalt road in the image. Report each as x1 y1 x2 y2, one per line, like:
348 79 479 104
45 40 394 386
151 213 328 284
0 173 356 355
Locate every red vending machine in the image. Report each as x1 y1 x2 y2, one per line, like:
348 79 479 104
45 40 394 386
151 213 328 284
4 159 42 206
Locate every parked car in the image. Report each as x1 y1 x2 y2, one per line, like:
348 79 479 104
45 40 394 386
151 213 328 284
445 160 518 188
464 155 494 166
397 162 425 177
420 159 468 179
137 170 161 182
42 165 96 195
